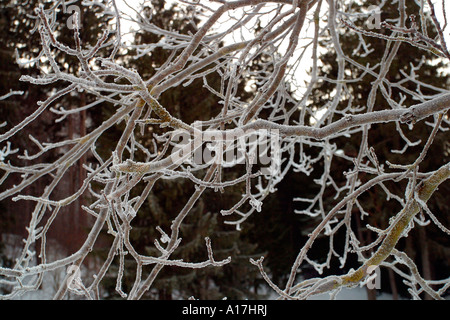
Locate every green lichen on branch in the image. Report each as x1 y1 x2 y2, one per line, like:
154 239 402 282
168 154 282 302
339 162 450 288
111 159 151 174
138 85 192 132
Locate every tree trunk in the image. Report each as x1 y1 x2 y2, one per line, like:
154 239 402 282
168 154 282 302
355 213 377 300
419 227 433 300
388 268 398 300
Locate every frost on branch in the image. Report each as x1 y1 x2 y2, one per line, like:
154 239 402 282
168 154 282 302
0 0 449 300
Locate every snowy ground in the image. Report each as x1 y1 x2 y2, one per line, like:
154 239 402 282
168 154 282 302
307 287 395 300
10 284 395 300
0 233 399 300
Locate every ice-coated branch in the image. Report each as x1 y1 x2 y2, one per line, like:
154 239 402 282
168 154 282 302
287 162 450 299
